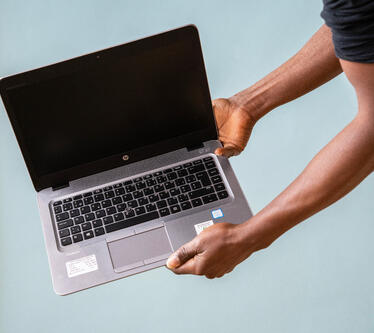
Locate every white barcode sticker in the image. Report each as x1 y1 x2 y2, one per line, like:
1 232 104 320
194 220 214 235
66 254 98 278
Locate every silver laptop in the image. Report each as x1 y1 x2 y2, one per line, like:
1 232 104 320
0 25 252 295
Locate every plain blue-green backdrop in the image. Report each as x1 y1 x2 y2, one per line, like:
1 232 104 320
0 1 373 332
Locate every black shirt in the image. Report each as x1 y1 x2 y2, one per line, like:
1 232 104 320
321 0 374 63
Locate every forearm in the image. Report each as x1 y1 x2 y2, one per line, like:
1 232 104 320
231 25 342 121
241 112 374 250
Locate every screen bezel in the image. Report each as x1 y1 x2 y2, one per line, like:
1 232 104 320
0 25 217 192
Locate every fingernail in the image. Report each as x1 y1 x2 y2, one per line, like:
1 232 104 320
166 255 180 269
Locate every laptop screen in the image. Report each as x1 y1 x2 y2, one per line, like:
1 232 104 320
1 26 216 189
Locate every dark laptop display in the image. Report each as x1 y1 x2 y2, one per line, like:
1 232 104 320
0 26 217 190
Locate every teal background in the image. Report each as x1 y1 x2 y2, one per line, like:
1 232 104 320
0 0 373 332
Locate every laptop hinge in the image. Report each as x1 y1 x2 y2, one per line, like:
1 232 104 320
186 142 204 152
52 182 70 191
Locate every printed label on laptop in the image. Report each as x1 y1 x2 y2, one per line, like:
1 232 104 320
66 254 98 278
194 220 214 235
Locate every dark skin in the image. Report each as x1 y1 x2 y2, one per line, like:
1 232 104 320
166 25 374 278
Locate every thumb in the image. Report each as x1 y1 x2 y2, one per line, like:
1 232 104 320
166 240 198 269
215 143 241 158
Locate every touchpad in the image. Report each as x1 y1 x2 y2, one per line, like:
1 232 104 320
108 227 172 273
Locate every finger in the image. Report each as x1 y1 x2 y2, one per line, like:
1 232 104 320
169 258 199 275
166 239 198 269
215 144 240 158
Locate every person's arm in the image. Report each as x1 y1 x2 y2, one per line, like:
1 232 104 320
215 24 342 157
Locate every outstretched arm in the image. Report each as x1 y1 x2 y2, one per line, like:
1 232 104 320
215 24 342 157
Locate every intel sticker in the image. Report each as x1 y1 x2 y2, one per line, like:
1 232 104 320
211 208 224 219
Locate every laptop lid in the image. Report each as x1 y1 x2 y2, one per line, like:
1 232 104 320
0 25 217 192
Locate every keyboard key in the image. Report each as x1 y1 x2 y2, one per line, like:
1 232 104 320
106 207 116 215
191 198 203 207
73 234 83 243
84 197 94 205
218 191 229 199
56 212 69 222
146 203 157 212
105 211 159 233
116 203 127 212
188 165 205 174
63 198 72 203
170 205 181 214
154 171 162 177
133 191 143 199
181 185 191 193
71 225 81 234
125 184 136 193
191 181 202 190
156 176 167 184
177 169 188 177
114 183 123 188
167 197 178 205
54 206 62 214
159 208 170 217
202 194 218 204
73 194 83 200
159 191 170 199
115 187 125 196
156 200 167 209
59 229 70 238
123 180 133 185
63 203 73 211
128 200 138 208
181 202 192 210
205 161 216 169
83 230 94 240
61 237 72 246
83 192 93 197
173 165 182 170
188 186 214 199
170 188 180 196
178 194 189 202
112 196 123 205
136 181 146 190
138 197 148 206
144 188 154 195
95 210 106 218
154 185 164 192
105 191 115 199
82 222 92 231
73 200 84 208
93 189 103 194
85 213 95 221
164 181 175 189
175 178 185 186
203 156 213 161
70 209 80 217
193 159 202 165
149 194 159 202
103 216 114 225
124 209 135 218
208 168 219 176
74 216 84 224
183 162 192 168
102 199 112 208
134 177 143 182
94 194 105 202
211 175 222 184
58 219 73 230
135 207 146 215
186 175 196 183
122 194 133 202
103 186 113 191
146 179 157 186
53 201 62 206
94 227 105 236
114 213 124 221
91 203 101 211
214 183 225 191
163 168 173 174
196 171 211 186
92 219 103 228
167 172 178 180
80 206 91 214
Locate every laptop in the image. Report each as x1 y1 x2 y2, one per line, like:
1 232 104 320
0 25 252 295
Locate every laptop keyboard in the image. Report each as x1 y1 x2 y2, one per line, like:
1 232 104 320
52 156 229 247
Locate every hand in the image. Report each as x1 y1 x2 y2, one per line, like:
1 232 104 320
213 97 257 158
166 222 254 279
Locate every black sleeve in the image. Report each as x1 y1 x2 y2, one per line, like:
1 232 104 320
321 0 374 63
